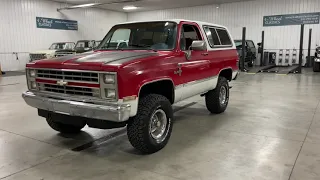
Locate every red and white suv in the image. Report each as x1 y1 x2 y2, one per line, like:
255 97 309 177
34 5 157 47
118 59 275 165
23 19 239 154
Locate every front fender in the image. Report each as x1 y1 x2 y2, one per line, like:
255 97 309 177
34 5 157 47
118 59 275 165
137 77 175 97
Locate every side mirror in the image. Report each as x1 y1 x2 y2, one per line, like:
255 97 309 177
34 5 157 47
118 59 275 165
191 40 207 51
257 43 261 46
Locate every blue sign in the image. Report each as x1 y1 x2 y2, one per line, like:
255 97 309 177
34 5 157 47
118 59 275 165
264 12 320 27
36 17 78 30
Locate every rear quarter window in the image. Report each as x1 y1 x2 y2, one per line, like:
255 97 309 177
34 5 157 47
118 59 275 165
203 26 233 48
216 29 232 46
203 26 221 47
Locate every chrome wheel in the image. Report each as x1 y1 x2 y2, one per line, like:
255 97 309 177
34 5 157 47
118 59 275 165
219 86 227 105
149 109 169 143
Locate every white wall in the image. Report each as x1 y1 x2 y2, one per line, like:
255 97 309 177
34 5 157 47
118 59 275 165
0 0 127 71
128 0 320 65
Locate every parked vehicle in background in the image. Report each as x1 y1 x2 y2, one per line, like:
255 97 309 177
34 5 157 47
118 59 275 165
234 40 256 67
74 40 96 53
314 46 320 72
29 42 75 61
55 40 97 57
22 20 239 154
94 40 102 48
98 40 129 49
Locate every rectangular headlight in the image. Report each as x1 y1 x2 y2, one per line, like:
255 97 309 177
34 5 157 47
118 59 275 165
103 74 115 84
29 69 36 77
105 89 116 99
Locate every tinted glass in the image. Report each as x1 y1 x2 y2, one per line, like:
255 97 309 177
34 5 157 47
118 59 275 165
203 26 221 47
98 22 177 50
216 29 232 45
209 28 221 46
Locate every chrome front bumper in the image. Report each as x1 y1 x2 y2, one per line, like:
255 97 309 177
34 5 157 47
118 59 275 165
22 91 131 122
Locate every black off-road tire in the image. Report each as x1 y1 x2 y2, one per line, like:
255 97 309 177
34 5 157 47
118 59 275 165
205 76 229 114
127 94 173 154
314 62 320 72
46 116 86 133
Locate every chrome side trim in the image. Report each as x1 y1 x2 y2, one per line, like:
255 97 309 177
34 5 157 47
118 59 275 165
177 60 210 66
175 75 218 89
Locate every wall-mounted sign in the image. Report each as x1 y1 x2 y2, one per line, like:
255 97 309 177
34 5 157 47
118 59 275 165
263 12 320 27
36 17 78 30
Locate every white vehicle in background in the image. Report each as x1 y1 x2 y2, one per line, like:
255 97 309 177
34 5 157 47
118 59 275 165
94 40 102 48
29 42 75 61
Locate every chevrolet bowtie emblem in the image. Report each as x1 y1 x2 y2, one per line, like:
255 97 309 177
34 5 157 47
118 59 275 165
57 80 68 86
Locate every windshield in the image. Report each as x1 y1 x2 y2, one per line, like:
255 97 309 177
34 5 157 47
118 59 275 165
98 22 177 51
75 41 94 48
49 43 74 50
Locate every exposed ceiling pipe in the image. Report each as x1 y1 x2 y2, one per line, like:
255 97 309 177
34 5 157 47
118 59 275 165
57 0 141 11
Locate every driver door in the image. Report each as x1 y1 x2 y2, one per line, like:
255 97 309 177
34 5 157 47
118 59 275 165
176 23 211 100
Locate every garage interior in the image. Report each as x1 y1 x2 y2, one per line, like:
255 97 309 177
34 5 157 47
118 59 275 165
1 0 320 179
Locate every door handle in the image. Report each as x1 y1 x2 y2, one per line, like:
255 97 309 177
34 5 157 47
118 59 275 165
201 53 209 56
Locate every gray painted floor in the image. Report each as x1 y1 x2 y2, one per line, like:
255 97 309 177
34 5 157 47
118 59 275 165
1 69 320 180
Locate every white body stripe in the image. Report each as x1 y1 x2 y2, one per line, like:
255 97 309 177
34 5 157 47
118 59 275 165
174 76 218 103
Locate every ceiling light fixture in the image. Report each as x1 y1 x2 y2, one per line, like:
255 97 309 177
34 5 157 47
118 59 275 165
57 3 101 11
123 5 138 10
70 3 99 8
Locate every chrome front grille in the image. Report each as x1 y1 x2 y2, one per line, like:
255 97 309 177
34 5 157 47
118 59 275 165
35 69 100 97
30 54 46 61
37 69 99 83
39 84 99 97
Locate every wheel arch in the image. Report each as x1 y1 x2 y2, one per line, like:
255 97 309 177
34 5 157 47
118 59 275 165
218 68 233 81
138 78 175 104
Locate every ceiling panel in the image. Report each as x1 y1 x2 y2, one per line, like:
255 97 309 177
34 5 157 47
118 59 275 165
52 0 255 12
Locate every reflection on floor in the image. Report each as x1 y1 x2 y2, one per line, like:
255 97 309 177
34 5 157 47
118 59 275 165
0 68 320 180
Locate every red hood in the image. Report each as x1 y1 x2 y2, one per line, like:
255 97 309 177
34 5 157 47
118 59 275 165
27 51 159 71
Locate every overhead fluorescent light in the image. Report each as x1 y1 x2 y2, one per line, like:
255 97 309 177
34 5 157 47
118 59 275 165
123 5 138 10
71 3 99 8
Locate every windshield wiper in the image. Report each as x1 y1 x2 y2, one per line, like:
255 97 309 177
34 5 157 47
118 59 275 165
98 46 122 51
129 44 157 52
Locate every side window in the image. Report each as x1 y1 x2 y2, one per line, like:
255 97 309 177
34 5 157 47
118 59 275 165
180 24 202 50
247 41 255 49
216 29 232 46
203 26 221 47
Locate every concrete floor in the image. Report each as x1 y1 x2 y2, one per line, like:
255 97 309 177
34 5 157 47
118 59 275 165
1 69 320 180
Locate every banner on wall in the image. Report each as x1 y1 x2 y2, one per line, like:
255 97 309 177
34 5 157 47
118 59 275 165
263 12 320 27
36 17 78 30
